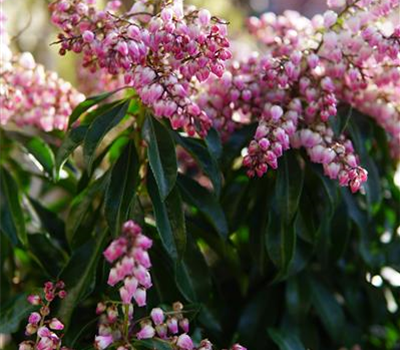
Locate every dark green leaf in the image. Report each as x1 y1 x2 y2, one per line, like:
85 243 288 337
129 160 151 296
175 233 211 302
56 125 88 177
205 127 222 161
0 166 26 246
57 228 108 329
142 115 177 200
25 137 55 178
177 173 228 239
133 339 173 350
105 140 139 235
266 212 296 281
28 197 68 249
68 90 123 127
268 328 306 350
0 293 35 333
309 278 346 340
174 133 221 197
83 100 130 174
28 233 67 277
276 151 304 223
66 174 109 247
147 169 186 261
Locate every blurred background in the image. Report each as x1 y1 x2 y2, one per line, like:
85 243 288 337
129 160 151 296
2 0 328 87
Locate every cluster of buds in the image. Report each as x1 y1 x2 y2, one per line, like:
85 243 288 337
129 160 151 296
19 281 71 350
104 220 153 306
50 0 231 136
201 0 400 192
94 300 247 350
94 221 247 350
0 5 84 132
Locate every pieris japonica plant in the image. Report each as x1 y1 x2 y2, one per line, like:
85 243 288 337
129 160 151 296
1 0 399 349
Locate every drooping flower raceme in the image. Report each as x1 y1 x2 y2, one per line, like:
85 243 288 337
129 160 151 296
50 0 231 137
94 220 246 350
0 6 85 132
199 0 400 192
19 281 71 350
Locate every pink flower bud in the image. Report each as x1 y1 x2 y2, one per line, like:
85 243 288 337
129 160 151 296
150 308 165 325
323 10 338 28
307 53 319 69
327 0 346 8
28 312 41 324
119 286 133 304
136 325 155 339
177 334 194 350
27 295 41 305
96 302 106 314
49 318 64 330
37 326 51 338
270 105 283 120
179 318 190 333
95 335 114 349
198 9 211 26
167 317 179 334
133 288 146 307
82 30 95 43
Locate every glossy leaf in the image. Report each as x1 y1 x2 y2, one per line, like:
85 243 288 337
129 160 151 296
142 115 178 200
57 228 108 329
66 174 109 247
309 278 346 341
0 293 35 333
0 166 26 246
177 173 228 239
174 133 221 197
68 89 124 127
105 140 139 235
83 100 130 174
147 169 186 261
133 339 173 350
268 328 306 350
56 125 88 176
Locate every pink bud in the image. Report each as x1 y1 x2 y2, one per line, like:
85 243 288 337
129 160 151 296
133 288 147 307
167 317 179 334
137 325 155 340
177 334 194 350
119 286 133 304
82 30 95 43
49 318 64 331
270 105 283 120
198 9 211 26
150 308 165 325
95 335 114 349
323 10 338 28
307 53 319 69
96 302 106 315
28 312 41 324
27 295 41 305
179 318 190 333
37 326 51 338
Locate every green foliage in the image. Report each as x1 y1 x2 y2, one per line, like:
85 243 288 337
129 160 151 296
1 96 399 350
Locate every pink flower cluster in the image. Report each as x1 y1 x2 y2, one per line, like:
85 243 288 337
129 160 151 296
50 0 231 136
0 7 85 132
200 0 400 192
19 281 71 350
95 220 246 350
104 220 153 306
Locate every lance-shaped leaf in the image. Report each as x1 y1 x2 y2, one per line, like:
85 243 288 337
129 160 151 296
55 125 88 177
57 228 108 329
66 174 109 248
268 328 306 350
142 115 178 200
177 173 228 239
147 169 186 261
174 133 221 197
83 100 130 174
0 293 36 333
0 166 26 246
68 89 125 127
105 140 140 236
